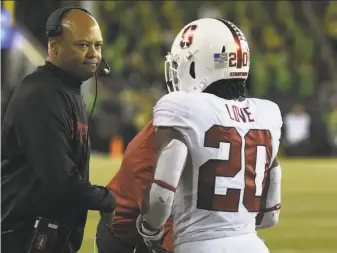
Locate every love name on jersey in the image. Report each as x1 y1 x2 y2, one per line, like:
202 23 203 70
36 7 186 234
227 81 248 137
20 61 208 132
225 104 255 123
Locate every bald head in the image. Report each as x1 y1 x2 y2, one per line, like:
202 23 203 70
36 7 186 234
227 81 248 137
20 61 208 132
59 9 102 42
47 9 103 81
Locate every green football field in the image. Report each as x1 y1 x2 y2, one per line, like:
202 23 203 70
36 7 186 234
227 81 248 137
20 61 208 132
79 156 337 253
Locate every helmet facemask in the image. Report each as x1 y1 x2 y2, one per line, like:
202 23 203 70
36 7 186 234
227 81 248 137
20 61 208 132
165 53 183 93
164 48 200 93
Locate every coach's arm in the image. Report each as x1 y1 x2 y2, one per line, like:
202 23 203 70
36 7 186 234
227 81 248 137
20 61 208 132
14 86 115 213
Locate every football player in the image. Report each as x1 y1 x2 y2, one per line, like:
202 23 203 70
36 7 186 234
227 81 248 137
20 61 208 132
136 18 282 253
95 120 173 253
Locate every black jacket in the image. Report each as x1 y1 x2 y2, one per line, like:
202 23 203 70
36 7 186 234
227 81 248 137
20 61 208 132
1 61 115 251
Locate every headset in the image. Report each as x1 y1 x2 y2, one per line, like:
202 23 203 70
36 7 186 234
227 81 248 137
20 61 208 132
45 7 111 252
45 6 111 77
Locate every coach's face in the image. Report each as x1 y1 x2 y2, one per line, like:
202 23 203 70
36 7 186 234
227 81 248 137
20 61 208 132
54 10 103 81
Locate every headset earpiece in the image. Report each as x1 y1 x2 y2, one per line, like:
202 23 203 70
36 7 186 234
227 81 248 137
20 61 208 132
45 6 92 38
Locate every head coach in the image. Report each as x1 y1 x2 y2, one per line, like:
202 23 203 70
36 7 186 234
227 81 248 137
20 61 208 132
1 7 115 253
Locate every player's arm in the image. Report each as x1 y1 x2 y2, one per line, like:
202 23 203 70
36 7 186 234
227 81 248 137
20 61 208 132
139 126 188 234
136 92 189 252
255 157 282 229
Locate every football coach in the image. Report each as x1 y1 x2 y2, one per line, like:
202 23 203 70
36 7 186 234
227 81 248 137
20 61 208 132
1 7 115 253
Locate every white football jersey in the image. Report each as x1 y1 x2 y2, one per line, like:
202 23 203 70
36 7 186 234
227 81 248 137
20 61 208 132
153 91 282 246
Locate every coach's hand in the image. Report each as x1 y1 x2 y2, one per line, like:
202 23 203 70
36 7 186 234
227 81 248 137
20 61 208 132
100 210 115 229
136 215 168 253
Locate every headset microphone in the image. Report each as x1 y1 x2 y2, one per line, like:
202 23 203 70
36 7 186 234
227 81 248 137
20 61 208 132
99 58 111 77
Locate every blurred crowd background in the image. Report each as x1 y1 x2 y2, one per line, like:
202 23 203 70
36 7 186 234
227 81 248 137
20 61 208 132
1 1 337 157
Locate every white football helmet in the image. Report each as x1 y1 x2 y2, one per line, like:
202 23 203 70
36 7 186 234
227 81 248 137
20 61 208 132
165 18 250 93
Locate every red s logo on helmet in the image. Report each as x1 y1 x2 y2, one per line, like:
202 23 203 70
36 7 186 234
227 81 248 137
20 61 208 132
180 25 198 49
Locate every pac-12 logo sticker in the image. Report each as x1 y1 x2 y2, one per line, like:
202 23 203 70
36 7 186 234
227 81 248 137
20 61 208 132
180 25 197 49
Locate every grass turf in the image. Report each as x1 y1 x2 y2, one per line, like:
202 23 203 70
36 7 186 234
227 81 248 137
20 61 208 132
79 156 337 253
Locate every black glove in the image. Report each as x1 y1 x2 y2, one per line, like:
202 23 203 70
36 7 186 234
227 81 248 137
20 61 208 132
98 187 116 213
100 210 115 229
136 215 168 253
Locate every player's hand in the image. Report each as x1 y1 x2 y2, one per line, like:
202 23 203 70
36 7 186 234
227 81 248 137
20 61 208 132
100 210 115 229
136 215 168 253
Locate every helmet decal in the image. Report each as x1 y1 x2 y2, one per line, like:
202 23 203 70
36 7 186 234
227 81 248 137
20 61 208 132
180 25 198 49
215 19 247 69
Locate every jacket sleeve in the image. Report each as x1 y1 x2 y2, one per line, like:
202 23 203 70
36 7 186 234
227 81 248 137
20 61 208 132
13 87 115 213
